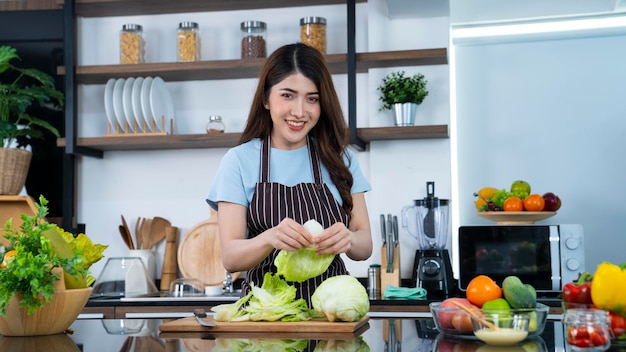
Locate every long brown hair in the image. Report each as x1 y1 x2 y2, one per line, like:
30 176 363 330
239 43 354 219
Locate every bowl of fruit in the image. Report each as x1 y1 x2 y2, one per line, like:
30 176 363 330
474 181 561 225
431 275 549 339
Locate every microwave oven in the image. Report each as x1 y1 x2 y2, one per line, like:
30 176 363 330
457 224 584 293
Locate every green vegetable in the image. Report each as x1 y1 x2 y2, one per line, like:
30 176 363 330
213 338 308 352
0 196 107 315
311 275 370 322
313 337 370 351
211 273 315 322
502 276 536 309
274 220 334 282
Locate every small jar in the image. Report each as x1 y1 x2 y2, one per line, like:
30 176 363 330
206 115 225 134
120 24 145 64
240 21 267 59
367 264 381 300
300 16 327 54
563 309 611 351
177 21 201 62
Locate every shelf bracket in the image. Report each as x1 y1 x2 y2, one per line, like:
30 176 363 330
347 0 366 151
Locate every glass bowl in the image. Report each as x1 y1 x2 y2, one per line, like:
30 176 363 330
471 312 530 346
169 278 205 297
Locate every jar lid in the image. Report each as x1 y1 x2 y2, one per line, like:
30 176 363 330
240 20 267 30
300 16 326 25
122 23 143 31
179 21 199 29
209 115 222 121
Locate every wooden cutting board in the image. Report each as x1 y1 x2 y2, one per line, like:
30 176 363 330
159 316 369 334
177 210 239 286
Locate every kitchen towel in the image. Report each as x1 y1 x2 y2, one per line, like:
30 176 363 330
383 285 427 300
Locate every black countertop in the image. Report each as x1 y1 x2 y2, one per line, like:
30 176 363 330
0 318 567 351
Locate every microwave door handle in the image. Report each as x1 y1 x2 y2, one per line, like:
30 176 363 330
550 228 561 291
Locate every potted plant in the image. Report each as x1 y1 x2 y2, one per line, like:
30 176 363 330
377 70 428 126
0 195 107 336
0 45 64 195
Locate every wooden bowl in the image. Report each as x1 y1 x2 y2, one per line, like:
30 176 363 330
0 287 92 336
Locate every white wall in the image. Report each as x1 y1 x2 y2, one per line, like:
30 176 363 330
76 0 452 282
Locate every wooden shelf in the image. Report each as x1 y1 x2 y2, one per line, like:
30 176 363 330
66 0 367 17
58 49 448 85
56 125 449 151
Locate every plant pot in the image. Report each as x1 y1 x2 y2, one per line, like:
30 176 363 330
0 287 92 336
0 148 32 195
392 102 418 126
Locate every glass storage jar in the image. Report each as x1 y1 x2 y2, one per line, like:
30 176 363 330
177 21 201 62
240 20 267 59
206 115 225 134
300 16 326 54
120 24 145 64
563 308 611 351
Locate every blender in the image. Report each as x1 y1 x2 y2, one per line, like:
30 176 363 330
401 181 455 296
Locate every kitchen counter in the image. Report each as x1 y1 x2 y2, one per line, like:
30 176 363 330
5 317 624 351
82 293 565 320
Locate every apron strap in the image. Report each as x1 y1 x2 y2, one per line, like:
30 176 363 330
260 136 323 184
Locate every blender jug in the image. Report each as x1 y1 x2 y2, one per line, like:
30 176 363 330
401 182 450 249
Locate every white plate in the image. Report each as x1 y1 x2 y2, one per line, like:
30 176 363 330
122 77 136 132
131 77 145 131
140 77 153 130
150 77 174 131
112 78 126 132
104 78 116 129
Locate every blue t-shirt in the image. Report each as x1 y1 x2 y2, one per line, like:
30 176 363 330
206 138 371 210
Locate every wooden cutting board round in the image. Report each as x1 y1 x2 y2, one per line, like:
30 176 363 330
177 210 239 286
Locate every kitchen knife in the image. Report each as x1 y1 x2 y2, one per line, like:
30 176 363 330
387 214 394 273
193 308 215 327
380 214 387 246
392 215 399 247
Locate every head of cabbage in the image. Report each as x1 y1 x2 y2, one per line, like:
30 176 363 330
274 219 334 282
311 275 370 322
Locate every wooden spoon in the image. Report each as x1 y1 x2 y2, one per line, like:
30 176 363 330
147 216 170 250
121 215 134 249
135 217 144 250
119 225 133 250
451 300 499 331
140 218 153 250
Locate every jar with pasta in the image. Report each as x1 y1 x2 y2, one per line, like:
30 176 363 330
300 17 326 54
120 24 145 64
177 21 201 62
240 21 267 59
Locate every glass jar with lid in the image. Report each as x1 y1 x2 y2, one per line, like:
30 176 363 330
206 115 225 134
240 20 267 59
300 17 326 54
120 24 145 64
177 21 201 62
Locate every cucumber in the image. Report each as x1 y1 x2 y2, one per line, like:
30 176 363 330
502 276 537 309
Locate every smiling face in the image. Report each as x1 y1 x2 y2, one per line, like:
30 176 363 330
267 72 321 150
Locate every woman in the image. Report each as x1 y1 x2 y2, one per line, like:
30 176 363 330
207 43 372 306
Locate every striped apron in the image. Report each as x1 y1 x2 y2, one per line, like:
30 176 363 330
242 136 349 307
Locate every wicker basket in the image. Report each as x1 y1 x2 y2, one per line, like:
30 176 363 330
0 148 32 195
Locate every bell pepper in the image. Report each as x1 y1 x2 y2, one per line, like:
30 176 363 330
563 271 594 305
591 262 626 316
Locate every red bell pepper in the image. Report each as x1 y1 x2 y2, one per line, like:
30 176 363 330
563 272 594 306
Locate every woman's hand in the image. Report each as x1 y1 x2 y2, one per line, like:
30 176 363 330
313 222 353 255
271 218 313 251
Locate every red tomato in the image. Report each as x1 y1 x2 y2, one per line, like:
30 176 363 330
609 311 626 339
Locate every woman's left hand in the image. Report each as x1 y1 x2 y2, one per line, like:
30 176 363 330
313 222 352 255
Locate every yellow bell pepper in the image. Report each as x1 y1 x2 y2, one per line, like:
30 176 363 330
591 262 626 315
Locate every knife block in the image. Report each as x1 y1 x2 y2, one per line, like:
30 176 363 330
160 225 179 291
380 244 401 296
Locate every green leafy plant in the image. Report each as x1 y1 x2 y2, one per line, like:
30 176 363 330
0 196 107 315
0 45 63 149
377 70 428 111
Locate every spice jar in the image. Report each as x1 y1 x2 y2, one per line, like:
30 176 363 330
206 115 225 134
120 24 145 64
300 17 326 54
563 309 611 351
368 264 381 300
177 21 201 62
240 21 267 59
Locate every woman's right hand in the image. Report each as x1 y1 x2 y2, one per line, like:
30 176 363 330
271 218 313 251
